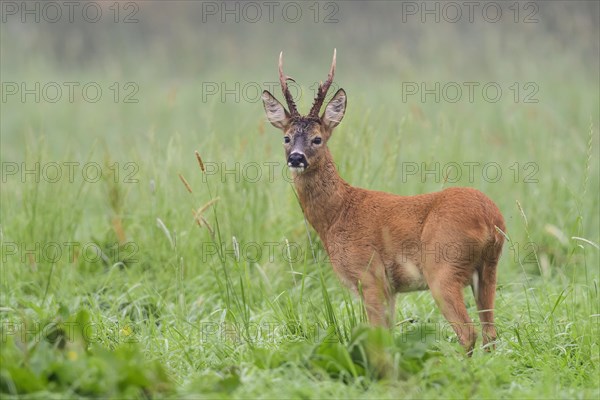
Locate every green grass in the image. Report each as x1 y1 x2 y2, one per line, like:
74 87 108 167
1 4 599 398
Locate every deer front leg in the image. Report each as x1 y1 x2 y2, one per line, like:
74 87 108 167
362 286 396 327
358 265 396 328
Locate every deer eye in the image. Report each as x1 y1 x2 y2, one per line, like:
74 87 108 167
312 137 322 145
284 136 291 144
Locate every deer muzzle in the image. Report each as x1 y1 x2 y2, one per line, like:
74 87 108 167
287 152 308 172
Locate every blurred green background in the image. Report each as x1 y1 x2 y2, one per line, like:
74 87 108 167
2 1 598 235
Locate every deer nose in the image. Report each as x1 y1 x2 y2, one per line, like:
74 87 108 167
287 152 308 168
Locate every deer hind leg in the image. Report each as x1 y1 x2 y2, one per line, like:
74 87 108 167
472 260 498 350
426 267 476 355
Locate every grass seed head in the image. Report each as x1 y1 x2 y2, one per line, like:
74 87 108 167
195 150 205 173
178 173 193 193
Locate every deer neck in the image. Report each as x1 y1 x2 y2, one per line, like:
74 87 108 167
293 149 351 238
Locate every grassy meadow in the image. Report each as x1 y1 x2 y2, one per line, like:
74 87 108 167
1 2 599 398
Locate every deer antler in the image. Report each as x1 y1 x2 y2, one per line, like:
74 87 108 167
309 48 336 118
279 51 299 117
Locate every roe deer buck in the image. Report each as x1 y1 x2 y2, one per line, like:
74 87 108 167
261 50 505 354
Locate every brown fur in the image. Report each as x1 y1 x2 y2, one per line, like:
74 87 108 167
262 54 505 354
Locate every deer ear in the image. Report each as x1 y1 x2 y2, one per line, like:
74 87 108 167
321 89 346 131
262 90 290 130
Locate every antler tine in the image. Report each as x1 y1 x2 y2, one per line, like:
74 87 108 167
279 51 299 117
309 48 337 118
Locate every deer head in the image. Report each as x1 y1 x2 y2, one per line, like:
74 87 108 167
262 49 346 174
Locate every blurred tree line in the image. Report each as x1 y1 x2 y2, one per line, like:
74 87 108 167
2 1 598 76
